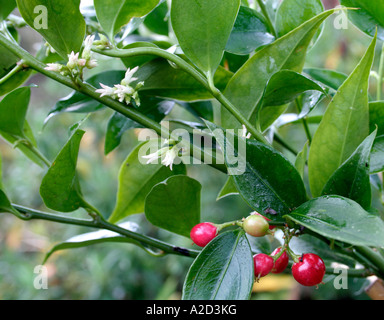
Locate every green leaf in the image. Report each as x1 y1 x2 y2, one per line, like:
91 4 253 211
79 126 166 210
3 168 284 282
45 70 126 124
145 175 201 238
0 87 30 139
261 70 325 107
143 1 169 36
322 130 377 210
340 0 384 40
94 0 160 40
43 221 162 263
370 135 384 174
275 0 324 39
40 129 89 212
171 0 241 78
217 176 239 200
308 34 376 197
285 195 384 248
0 189 20 216
222 9 334 131
182 229 253 300
304 67 348 91
108 140 186 224
16 0 86 59
0 0 16 20
136 59 233 101
225 6 275 55
205 121 307 222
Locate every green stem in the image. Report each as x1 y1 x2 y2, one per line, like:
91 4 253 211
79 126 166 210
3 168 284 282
273 132 299 156
255 0 277 37
0 60 25 84
92 47 270 146
0 33 226 173
295 99 312 145
13 204 200 258
377 42 384 101
355 246 384 279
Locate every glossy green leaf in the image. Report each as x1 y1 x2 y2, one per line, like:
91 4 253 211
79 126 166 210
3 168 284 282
222 9 334 131
217 176 238 200
45 70 126 124
308 34 376 197
370 135 384 174
285 196 384 248
43 221 162 263
104 97 174 155
183 229 253 300
40 129 88 212
322 130 376 210
94 0 160 40
340 0 384 40
0 87 30 139
0 0 16 20
205 121 307 221
225 6 275 55
304 67 348 91
16 0 86 59
275 0 324 39
143 1 169 36
145 175 201 238
261 70 325 107
171 0 241 77
108 140 186 224
136 59 233 101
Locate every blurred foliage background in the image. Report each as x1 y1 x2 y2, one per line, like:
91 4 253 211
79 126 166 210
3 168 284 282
0 0 380 299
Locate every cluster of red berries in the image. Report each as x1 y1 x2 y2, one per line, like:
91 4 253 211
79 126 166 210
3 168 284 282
190 212 326 287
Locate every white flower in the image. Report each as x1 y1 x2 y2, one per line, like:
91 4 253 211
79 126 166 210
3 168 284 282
142 140 185 170
45 63 63 72
121 66 139 86
86 59 98 69
142 148 167 165
67 51 80 69
161 147 179 170
82 35 95 58
114 84 135 100
95 83 116 98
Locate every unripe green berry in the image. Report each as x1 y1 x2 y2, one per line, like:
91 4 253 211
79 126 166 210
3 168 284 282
243 214 270 237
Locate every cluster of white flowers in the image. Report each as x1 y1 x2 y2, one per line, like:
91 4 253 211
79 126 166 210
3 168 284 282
142 139 186 171
45 35 98 75
95 66 144 106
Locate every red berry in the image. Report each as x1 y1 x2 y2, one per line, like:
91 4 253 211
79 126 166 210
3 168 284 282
253 253 274 278
243 215 270 237
252 211 275 230
190 222 217 247
270 247 289 274
292 253 325 286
